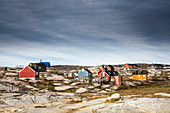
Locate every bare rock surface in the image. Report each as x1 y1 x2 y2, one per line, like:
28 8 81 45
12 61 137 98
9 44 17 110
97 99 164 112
94 98 170 113
76 88 88 93
71 82 80 86
54 86 75 91
154 93 170 97
61 98 106 110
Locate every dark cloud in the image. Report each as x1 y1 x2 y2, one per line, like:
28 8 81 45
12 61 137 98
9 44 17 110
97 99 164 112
0 0 170 66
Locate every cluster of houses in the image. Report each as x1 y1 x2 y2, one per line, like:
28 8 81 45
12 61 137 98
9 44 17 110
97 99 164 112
19 62 169 87
19 63 122 86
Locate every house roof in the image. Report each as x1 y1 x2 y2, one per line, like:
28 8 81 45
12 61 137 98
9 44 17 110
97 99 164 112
20 65 36 73
132 70 147 74
103 68 119 76
84 68 92 74
29 63 46 72
41 62 51 67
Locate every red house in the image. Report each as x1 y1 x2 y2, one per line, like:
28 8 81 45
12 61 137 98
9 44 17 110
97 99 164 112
98 65 122 86
123 64 139 70
19 66 39 80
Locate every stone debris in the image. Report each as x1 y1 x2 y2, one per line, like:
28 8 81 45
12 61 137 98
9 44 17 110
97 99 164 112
71 82 80 86
76 88 88 93
97 90 108 93
101 85 111 89
154 93 170 97
55 86 75 91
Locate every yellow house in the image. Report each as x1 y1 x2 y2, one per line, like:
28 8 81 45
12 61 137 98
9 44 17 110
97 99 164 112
132 74 147 80
132 70 147 80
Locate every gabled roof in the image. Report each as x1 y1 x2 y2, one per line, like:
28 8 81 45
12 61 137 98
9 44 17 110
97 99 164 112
132 70 147 74
20 65 36 73
99 67 119 76
41 62 51 67
84 68 92 74
29 63 46 72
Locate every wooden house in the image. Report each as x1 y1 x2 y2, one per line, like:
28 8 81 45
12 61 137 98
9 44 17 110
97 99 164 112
78 68 93 83
98 65 122 86
19 66 39 80
20 63 46 80
123 64 139 70
132 70 147 80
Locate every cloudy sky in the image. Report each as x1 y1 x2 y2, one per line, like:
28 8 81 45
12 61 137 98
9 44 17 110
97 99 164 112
0 0 170 66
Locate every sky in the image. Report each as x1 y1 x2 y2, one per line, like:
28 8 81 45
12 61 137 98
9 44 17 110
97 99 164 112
0 0 170 67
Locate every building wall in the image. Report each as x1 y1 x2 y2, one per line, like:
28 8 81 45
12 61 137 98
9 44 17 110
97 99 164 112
98 71 110 80
133 74 147 80
114 75 121 86
20 66 35 78
78 69 89 77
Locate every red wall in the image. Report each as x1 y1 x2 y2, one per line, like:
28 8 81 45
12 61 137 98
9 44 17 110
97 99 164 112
20 66 35 78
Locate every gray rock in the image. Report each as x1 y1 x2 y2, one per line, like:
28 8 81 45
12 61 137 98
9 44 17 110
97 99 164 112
53 83 63 86
55 86 75 91
76 88 88 93
154 93 170 97
105 89 112 92
90 90 97 93
110 85 119 90
110 93 121 99
57 93 75 96
101 85 111 89
97 90 108 93
87 86 95 89
94 98 170 113
71 82 80 86
63 80 72 84
124 81 136 87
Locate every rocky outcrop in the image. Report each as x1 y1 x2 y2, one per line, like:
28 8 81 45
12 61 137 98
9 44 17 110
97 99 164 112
54 86 75 91
94 98 170 113
76 88 88 93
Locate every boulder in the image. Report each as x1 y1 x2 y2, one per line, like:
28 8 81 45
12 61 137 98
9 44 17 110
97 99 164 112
101 85 111 89
133 81 142 85
53 83 63 86
124 81 136 87
71 82 80 86
93 83 101 87
95 88 101 92
76 88 88 93
105 89 112 92
87 86 95 89
154 93 170 97
57 93 75 96
63 80 72 84
46 75 65 81
110 93 121 100
110 85 119 90
90 90 97 93
97 90 108 93
54 86 75 91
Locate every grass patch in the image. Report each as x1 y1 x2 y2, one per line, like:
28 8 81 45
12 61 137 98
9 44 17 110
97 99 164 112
129 95 170 99
66 100 82 104
115 80 170 96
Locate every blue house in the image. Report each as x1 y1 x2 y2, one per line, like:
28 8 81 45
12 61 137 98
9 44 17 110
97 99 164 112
41 62 51 67
78 68 93 83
